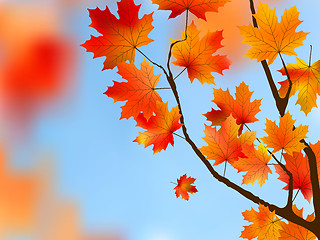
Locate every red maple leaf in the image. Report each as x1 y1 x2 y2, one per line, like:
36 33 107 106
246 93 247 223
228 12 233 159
81 0 154 70
204 82 261 135
275 152 312 202
134 101 182 154
152 0 230 20
174 174 198 201
104 59 162 120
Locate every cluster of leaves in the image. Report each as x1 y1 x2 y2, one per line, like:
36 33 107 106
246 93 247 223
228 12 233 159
82 0 320 239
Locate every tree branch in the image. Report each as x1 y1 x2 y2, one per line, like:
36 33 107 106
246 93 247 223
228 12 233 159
248 0 320 227
167 10 189 78
165 73 312 233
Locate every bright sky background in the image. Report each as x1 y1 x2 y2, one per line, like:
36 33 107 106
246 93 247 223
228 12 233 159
4 0 320 239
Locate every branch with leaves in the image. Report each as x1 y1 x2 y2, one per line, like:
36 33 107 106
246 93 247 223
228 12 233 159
82 0 320 238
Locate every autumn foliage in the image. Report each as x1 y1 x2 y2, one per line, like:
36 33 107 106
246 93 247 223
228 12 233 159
82 0 320 239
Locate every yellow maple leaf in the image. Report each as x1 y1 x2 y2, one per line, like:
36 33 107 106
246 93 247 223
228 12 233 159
171 21 231 84
233 143 272 186
241 204 284 240
238 2 308 65
261 112 308 155
200 115 256 166
278 58 320 115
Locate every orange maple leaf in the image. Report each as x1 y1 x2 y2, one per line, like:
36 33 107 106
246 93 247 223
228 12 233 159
134 101 182 154
278 58 320 115
279 205 316 240
261 112 308 155
81 0 154 70
200 115 256 166
174 174 198 201
275 152 312 203
171 21 231 84
104 59 162 120
233 143 272 186
241 204 283 240
204 82 261 134
151 0 230 20
238 2 308 65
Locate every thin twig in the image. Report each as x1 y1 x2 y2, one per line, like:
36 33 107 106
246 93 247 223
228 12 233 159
167 10 189 79
135 47 168 77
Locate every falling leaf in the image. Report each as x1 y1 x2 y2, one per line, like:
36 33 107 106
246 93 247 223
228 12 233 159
134 101 182 154
240 204 283 240
233 144 272 186
204 82 261 134
238 2 308 65
200 115 256 166
261 112 308 155
275 152 312 203
171 21 231 84
278 58 320 115
279 205 316 240
81 0 154 70
174 174 198 201
104 59 162 120
151 0 230 20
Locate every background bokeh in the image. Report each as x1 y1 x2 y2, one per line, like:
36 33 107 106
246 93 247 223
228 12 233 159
0 0 320 239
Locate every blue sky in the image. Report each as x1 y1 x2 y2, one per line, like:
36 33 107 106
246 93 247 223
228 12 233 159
7 0 320 239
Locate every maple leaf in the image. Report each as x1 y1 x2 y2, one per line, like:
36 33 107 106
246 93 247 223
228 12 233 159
174 174 198 201
81 0 154 70
279 205 316 240
261 112 308 155
171 21 231 84
104 59 162 120
151 0 230 20
204 82 261 135
275 152 312 203
200 115 256 166
278 58 320 115
240 204 283 240
238 2 308 65
134 101 182 154
233 144 272 186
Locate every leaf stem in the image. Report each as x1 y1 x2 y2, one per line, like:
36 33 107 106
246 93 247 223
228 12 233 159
170 181 178 185
223 161 227 177
173 67 187 81
292 189 300 203
309 45 313 67
173 132 186 140
154 87 171 90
